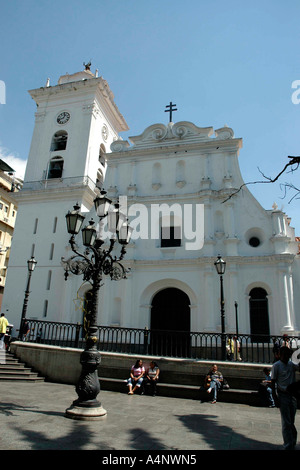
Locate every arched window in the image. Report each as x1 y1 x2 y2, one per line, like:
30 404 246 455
50 130 68 151
249 287 270 341
47 156 64 179
99 144 106 167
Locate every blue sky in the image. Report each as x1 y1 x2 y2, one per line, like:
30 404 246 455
0 0 299 233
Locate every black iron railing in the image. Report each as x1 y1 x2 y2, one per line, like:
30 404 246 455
17 319 300 364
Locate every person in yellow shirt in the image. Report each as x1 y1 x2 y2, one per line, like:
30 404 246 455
226 335 235 361
0 313 9 350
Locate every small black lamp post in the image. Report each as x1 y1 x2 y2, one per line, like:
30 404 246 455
235 301 239 339
214 254 226 361
62 191 133 420
19 256 37 340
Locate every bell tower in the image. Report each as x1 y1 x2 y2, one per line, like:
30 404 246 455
24 63 128 195
2 64 129 326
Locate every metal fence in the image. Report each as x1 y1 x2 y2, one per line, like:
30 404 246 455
19 319 300 364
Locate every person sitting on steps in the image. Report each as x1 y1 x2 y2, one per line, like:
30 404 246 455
142 360 160 396
126 359 145 395
205 364 224 404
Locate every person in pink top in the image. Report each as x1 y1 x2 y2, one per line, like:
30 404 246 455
127 359 145 395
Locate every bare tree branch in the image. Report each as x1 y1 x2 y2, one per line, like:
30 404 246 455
222 156 300 203
279 182 300 203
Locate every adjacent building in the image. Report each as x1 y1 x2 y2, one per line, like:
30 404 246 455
0 159 22 308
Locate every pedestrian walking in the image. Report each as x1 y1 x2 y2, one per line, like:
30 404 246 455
20 320 30 341
36 327 43 343
226 335 234 361
233 335 242 361
271 346 300 450
0 313 9 350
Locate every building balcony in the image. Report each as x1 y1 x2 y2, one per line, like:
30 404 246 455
0 212 15 229
21 175 97 193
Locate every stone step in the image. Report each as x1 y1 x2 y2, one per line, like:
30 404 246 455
0 371 44 378
99 376 262 406
98 366 264 391
0 369 39 376
0 352 44 382
0 375 45 381
0 355 20 363
0 361 28 368
0 365 32 372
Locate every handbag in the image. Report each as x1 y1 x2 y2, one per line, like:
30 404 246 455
221 378 230 390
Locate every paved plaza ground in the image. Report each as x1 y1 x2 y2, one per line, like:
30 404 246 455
0 380 298 454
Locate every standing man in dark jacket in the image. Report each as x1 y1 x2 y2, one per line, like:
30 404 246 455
271 346 299 450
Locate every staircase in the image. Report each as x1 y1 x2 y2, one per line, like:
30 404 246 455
0 351 44 382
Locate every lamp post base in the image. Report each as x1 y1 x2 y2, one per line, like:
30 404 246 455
65 400 107 421
65 342 106 420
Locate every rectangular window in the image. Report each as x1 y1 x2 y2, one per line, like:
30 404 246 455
161 226 181 247
33 218 38 234
49 243 54 260
53 217 58 233
46 270 52 290
43 300 48 318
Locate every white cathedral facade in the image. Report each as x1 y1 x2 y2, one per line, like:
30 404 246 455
2 66 300 339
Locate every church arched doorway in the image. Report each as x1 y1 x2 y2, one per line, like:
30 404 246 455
249 287 270 341
150 287 190 357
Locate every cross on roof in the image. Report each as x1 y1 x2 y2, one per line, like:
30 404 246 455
165 102 177 122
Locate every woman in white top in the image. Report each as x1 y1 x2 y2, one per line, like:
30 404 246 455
142 361 160 396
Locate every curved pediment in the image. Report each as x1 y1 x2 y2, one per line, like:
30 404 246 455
129 121 214 148
110 121 235 152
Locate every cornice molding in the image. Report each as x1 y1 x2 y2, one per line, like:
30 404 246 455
109 136 242 162
129 253 296 267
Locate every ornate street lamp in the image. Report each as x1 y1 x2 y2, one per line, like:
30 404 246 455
19 256 37 339
214 255 226 361
62 191 133 420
